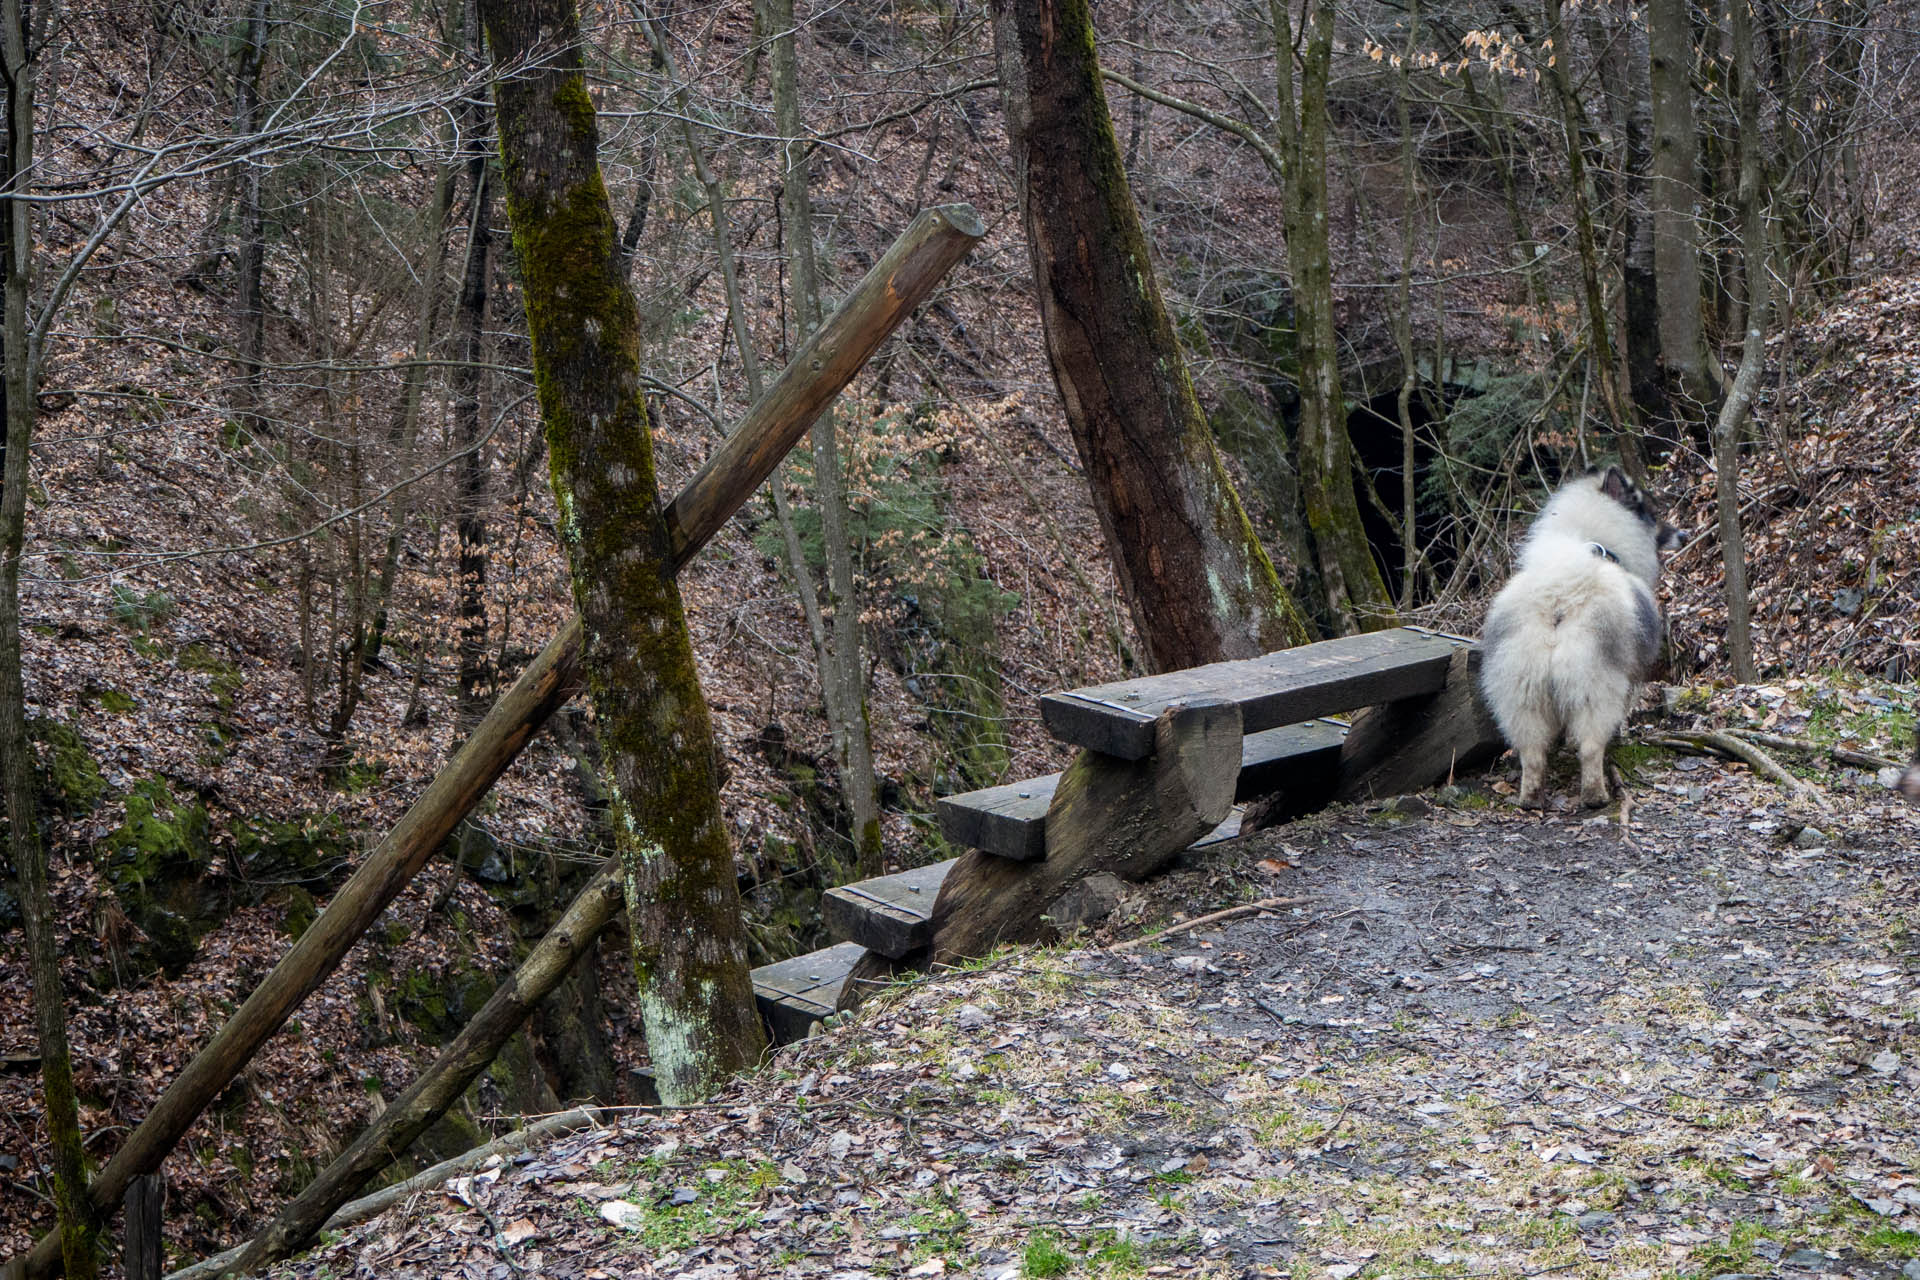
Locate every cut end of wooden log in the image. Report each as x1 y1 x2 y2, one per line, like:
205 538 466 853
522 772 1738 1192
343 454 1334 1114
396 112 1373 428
930 202 987 238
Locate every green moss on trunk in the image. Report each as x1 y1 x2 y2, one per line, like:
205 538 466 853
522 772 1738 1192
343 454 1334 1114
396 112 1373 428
480 0 764 1103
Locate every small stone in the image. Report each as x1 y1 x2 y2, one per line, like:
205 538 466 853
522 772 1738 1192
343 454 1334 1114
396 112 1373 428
1869 1049 1900 1074
1576 1211 1615 1233
1901 1259 1920 1280
956 1004 991 1031
1047 872 1126 931
1386 794 1432 818
598 1200 645 1228
1783 1248 1829 1268
1791 826 1828 849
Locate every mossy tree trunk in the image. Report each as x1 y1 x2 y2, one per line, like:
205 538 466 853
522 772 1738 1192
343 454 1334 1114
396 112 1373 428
477 0 764 1102
1 0 96 1274
992 0 1310 672
1270 0 1395 634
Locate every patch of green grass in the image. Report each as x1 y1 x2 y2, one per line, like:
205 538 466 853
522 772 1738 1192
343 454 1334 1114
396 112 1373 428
1858 1225 1920 1257
1083 1229 1146 1277
890 1187 971 1263
598 1158 778 1253
1678 1155 1751 1192
1684 1219 1778 1278
1023 1229 1071 1277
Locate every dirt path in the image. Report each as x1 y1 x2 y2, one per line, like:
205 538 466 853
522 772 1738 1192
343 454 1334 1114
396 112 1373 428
264 755 1919 1280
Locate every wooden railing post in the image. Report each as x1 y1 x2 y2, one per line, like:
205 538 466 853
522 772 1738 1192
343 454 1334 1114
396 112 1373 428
124 1175 163 1280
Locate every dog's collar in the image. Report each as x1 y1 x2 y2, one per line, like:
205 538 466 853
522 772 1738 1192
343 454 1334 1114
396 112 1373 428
1587 542 1620 564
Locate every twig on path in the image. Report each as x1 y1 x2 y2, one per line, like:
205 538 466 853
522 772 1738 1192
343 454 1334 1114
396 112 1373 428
1610 762 1638 848
1651 730 1832 810
1110 896 1315 953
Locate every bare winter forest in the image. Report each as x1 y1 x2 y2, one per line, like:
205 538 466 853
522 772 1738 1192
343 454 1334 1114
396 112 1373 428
2 0 1919 1276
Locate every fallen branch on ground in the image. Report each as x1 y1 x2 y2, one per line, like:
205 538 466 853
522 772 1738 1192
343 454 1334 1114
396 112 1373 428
1110 896 1315 953
1722 727 1902 773
1650 731 1832 810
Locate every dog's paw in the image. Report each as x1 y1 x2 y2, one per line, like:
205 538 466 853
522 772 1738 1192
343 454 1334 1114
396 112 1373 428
1580 786 1612 809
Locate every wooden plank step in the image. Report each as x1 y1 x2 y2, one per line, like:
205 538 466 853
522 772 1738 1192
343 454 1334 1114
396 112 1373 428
752 942 865 1044
936 719 1347 859
821 858 958 958
1039 627 1466 759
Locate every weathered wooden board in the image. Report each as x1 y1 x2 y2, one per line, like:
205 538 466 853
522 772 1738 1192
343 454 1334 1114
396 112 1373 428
821 859 959 958
751 942 865 1044
1337 647 1504 802
937 719 1347 859
935 776 1059 861
1039 628 1463 758
1189 806 1245 849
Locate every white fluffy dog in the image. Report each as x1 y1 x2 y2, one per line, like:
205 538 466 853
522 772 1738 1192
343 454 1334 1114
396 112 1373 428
1480 467 1684 808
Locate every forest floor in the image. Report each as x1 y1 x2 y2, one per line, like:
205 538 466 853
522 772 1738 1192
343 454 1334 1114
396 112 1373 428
260 745 1920 1280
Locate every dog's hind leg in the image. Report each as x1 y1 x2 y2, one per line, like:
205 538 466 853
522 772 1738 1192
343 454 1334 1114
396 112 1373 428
1566 678 1631 808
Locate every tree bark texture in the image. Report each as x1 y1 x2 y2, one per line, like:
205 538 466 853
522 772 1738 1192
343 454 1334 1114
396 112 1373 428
452 84 496 731
1649 0 1717 423
231 0 271 441
1272 0 1397 634
11 199 981 1280
993 0 1310 672
1619 20 1675 449
1715 0 1766 684
477 0 764 1103
1 0 97 1271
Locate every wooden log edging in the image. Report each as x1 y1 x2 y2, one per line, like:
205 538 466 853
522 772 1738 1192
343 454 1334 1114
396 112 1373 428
13 203 985 1280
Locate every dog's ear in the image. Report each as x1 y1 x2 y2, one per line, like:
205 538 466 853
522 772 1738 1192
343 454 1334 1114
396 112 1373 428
1599 466 1635 504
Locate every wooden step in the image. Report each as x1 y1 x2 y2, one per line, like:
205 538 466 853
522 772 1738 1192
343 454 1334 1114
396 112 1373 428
752 942 865 1044
821 858 958 958
936 719 1347 859
1039 627 1467 759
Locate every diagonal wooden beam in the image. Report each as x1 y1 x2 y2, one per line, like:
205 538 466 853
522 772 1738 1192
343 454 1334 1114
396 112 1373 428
14 202 984 1280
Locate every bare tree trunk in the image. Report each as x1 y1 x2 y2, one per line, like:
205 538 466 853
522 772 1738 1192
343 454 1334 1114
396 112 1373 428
1271 0 1395 633
452 72 495 732
1650 0 1718 425
1 0 95 1272
1619 16 1674 451
477 0 764 1103
765 0 883 872
230 0 271 441
1540 0 1642 478
638 5 868 871
1392 11 1422 607
1716 0 1766 683
993 0 1311 671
